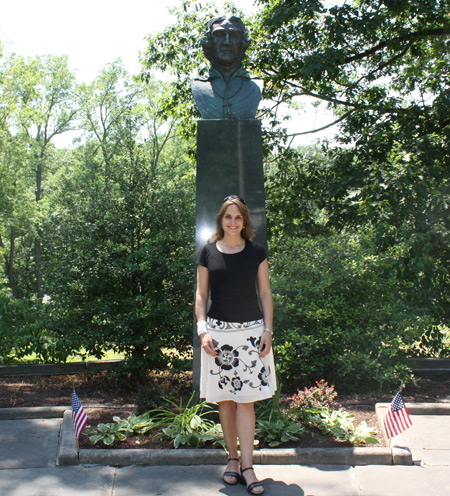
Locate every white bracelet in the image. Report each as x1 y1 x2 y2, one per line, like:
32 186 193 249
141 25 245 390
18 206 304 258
264 327 273 335
197 320 208 336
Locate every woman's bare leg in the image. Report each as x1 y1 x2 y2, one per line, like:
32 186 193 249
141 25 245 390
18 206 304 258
219 401 240 483
236 402 264 494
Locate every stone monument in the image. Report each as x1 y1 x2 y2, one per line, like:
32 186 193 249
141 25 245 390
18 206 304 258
192 15 267 391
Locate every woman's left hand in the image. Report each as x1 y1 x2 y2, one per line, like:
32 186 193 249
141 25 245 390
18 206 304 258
259 331 272 358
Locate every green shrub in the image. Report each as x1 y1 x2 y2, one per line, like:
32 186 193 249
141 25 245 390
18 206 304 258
307 408 380 446
84 412 156 446
255 385 306 447
270 231 419 391
149 392 224 448
290 380 338 411
0 291 71 363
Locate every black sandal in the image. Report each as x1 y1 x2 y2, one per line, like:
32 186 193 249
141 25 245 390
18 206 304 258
223 458 240 485
240 466 264 495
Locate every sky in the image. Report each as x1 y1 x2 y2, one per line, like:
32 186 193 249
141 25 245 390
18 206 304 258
0 0 338 144
0 0 256 82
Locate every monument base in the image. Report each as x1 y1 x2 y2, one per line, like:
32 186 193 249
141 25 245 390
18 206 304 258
193 119 267 393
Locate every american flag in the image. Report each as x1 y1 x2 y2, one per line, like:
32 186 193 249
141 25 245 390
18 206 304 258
72 389 88 439
383 391 412 439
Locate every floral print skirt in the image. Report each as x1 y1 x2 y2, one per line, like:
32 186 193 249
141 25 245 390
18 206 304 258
200 317 277 403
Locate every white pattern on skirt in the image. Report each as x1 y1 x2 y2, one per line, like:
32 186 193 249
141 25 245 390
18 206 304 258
200 317 277 403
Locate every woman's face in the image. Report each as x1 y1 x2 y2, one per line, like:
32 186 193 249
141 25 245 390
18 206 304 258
221 204 244 238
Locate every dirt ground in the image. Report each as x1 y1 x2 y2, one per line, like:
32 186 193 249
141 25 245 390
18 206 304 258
1 370 449 450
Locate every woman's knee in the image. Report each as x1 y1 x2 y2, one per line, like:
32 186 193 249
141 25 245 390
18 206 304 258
219 400 236 414
236 402 255 412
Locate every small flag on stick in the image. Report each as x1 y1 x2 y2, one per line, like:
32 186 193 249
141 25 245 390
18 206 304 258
383 391 412 439
72 389 88 439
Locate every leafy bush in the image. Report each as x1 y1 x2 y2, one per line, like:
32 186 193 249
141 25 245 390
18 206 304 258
255 386 306 447
84 412 155 446
0 291 71 363
255 418 306 447
150 392 224 448
290 380 338 411
270 231 420 391
307 408 380 447
85 394 224 449
407 323 450 358
288 381 379 447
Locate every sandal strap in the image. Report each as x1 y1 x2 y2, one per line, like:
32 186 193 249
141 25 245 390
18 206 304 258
223 471 239 478
247 481 264 493
241 466 254 474
228 458 240 461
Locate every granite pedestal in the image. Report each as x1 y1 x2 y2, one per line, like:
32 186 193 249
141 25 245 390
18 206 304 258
193 119 267 391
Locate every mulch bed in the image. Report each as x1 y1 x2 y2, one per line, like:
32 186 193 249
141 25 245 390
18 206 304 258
1 369 449 450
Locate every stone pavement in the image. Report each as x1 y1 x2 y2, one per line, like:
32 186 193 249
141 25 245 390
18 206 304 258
0 405 449 496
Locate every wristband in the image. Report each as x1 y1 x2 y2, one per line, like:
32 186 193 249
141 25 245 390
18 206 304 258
264 328 273 335
197 320 208 336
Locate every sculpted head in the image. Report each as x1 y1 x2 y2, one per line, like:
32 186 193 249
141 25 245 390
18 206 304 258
200 15 251 72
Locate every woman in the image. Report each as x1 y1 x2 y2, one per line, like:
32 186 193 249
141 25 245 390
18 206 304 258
195 195 277 495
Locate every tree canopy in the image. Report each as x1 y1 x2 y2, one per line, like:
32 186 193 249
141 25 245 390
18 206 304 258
1 1 449 389
141 0 450 146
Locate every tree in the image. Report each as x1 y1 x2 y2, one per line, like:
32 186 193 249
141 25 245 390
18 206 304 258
141 0 450 144
256 0 450 320
0 128 34 298
140 1 450 388
42 63 195 373
255 0 450 137
0 53 78 299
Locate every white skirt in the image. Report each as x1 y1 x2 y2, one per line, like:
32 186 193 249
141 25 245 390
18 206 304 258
200 317 277 403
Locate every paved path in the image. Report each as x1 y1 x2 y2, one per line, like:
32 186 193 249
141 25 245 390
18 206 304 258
0 410 449 496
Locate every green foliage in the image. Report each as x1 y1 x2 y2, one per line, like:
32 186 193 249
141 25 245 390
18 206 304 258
84 394 224 449
149 392 224 448
256 383 378 447
0 291 71 363
255 386 306 447
256 418 306 447
307 408 380 447
409 324 450 358
40 64 195 372
84 412 156 446
287 381 379 447
269 229 419 391
84 422 130 446
259 0 450 370
112 413 156 436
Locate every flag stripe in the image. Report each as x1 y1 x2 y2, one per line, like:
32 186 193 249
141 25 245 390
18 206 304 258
72 389 88 439
383 391 412 439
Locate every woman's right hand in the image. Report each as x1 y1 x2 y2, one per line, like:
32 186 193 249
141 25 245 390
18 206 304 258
200 333 217 357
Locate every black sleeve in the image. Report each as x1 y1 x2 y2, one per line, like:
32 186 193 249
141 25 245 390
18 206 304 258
255 242 268 264
198 244 209 267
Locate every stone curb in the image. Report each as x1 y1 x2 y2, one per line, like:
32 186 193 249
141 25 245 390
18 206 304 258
374 402 450 466
0 406 69 420
5 405 449 467
58 410 79 466
57 406 410 467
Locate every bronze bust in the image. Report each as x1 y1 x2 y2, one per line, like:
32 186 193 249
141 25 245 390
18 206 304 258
191 15 262 120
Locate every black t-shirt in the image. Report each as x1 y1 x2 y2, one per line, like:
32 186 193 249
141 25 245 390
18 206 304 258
198 240 268 322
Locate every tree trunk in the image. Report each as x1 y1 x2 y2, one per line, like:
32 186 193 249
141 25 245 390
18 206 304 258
0 228 20 298
35 157 44 299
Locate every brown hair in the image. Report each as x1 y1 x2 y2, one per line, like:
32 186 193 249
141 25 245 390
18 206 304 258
211 196 255 242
